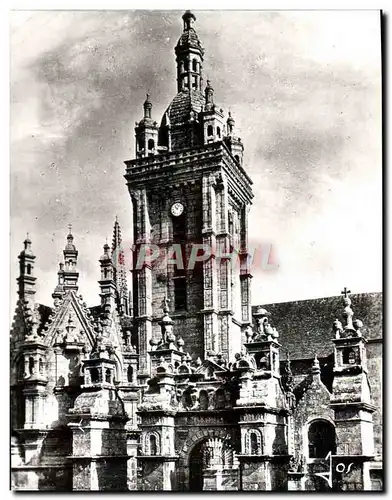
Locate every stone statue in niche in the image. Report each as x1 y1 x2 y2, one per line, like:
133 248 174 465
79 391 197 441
245 325 254 343
63 314 79 343
208 388 215 409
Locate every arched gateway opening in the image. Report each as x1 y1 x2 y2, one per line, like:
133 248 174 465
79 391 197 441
189 441 205 491
189 438 239 491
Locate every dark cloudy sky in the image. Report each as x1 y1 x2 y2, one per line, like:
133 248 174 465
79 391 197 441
10 10 382 310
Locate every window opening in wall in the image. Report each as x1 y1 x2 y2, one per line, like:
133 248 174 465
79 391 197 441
174 277 187 311
250 432 258 455
149 434 158 456
90 368 100 383
28 357 34 375
127 365 133 383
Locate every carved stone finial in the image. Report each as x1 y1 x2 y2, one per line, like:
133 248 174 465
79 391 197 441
245 325 253 343
149 337 158 350
177 337 185 352
286 352 292 373
311 354 320 376
333 318 343 339
160 298 174 344
162 297 170 314
343 297 354 330
353 318 364 336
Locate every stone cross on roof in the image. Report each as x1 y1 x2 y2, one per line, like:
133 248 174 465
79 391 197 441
341 287 351 299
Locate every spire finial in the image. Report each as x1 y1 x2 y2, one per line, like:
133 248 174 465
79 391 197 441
205 80 215 110
341 287 351 299
182 10 196 31
64 224 76 253
143 93 152 118
23 233 32 252
227 110 235 134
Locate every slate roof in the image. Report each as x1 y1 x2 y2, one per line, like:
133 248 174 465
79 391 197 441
176 28 203 51
161 90 205 129
253 292 383 360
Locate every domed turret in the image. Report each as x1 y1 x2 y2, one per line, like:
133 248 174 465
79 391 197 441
135 93 159 158
175 11 204 94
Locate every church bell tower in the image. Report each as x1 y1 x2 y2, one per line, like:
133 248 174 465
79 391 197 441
125 11 254 380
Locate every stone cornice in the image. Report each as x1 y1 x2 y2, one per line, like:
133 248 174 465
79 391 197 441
124 142 253 205
330 401 377 412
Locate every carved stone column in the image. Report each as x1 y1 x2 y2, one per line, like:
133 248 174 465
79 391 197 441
201 174 219 358
132 189 153 379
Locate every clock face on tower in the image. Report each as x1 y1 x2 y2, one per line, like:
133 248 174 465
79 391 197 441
171 202 184 217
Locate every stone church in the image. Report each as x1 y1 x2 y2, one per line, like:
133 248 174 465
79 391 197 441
10 11 383 492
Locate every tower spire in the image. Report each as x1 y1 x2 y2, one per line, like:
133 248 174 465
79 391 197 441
135 93 158 158
175 11 204 93
52 227 79 299
17 234 37 300
205 80 214 111
111 217 130 316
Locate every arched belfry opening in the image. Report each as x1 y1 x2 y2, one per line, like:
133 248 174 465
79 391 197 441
188 438 239 491
308 419 336 459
